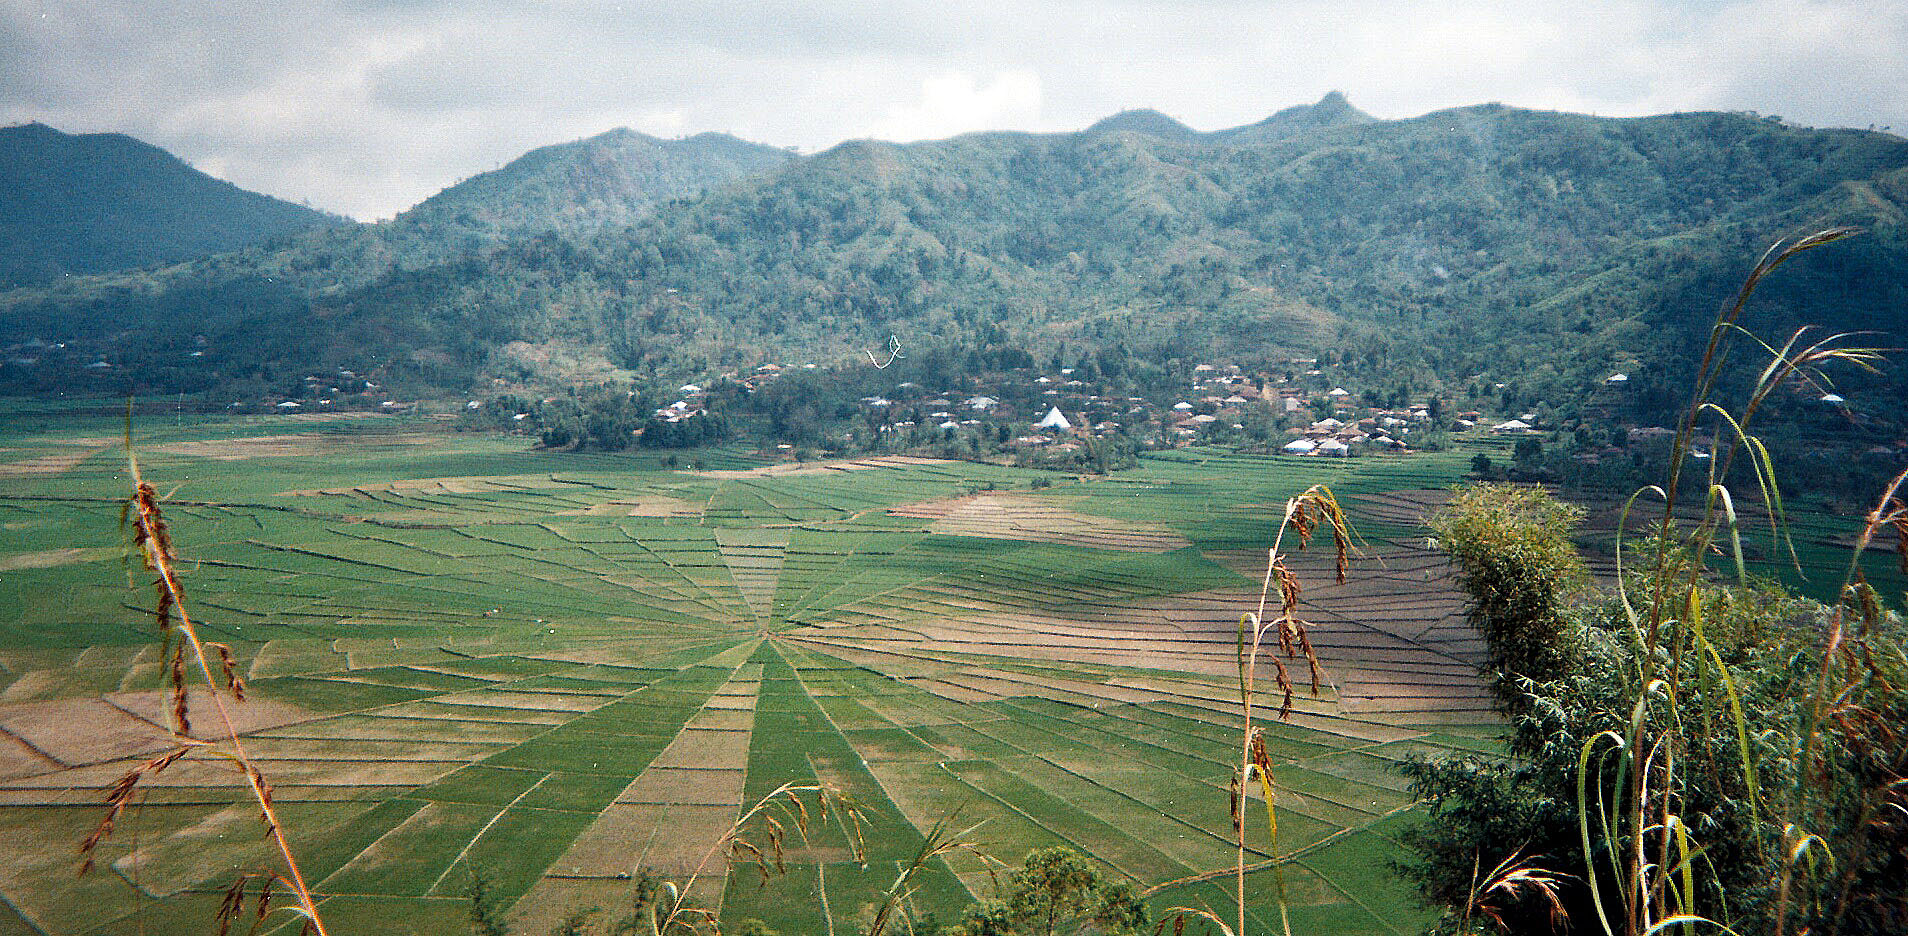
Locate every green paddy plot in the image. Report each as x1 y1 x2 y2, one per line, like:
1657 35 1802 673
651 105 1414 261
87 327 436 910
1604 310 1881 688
1 415 1879 935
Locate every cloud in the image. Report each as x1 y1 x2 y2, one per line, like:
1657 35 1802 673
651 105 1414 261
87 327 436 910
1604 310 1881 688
1 0 1903 219
872 70 1043 143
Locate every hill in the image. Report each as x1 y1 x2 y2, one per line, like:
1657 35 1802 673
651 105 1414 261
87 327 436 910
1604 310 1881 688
1209 90 1379 143
0 122 345 287
3 101 1905 423
398 128 796 235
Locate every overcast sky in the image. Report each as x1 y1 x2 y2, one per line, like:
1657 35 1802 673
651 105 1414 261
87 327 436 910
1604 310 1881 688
4 0 1905 220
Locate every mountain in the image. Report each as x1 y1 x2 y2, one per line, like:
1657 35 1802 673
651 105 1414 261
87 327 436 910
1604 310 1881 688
398 128 795 234
1084 94 1376 144
1085 109 1203 142
1211 91 1378 143
4 100 1905 422
0 122 345 287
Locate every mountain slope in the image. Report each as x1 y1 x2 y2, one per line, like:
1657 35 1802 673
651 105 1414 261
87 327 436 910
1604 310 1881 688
0 123 345 286
4 101 1905 416
398 128 795 234
1210 91 1378 143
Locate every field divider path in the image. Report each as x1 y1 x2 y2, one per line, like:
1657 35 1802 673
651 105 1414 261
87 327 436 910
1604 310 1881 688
778 648 984 901
505 663 761 935
425 772 553 894
783 643 1250 882
621 530 756 625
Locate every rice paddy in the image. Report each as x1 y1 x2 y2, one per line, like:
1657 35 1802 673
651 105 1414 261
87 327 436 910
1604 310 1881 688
0 411 1876 936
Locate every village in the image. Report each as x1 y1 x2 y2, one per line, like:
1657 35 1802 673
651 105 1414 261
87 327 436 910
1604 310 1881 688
643 357 1539 459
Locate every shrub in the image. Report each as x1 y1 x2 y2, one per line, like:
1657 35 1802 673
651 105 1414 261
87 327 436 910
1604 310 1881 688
1428 483 1587 707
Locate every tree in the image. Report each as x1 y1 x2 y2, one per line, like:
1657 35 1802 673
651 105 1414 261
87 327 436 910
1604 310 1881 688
945 847 1148 936
466 870 509 936
1427 483 1587 708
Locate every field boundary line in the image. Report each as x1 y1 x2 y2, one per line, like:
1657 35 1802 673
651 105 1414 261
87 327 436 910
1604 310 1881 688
427 771 553 894
779 644 983 901
1137 802 1418 897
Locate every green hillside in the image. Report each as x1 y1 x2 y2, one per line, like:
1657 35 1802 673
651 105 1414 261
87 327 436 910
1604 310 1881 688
399 128 796 236
3 100 1905 422
0 123 345 287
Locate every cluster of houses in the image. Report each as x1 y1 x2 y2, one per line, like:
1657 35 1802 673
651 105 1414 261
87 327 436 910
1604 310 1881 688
835 359 1520 457
651 382 710 423
250 369 404 411
229 354 1582 460
1282 408 1422 455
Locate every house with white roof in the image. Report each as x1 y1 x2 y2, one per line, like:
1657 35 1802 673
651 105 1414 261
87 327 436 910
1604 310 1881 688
1035 406 1073 430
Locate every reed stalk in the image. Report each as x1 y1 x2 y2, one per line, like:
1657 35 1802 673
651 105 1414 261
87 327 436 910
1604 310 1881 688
82 428 330 936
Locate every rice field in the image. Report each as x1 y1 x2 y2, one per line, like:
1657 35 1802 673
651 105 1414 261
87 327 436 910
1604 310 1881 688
0 412 1880 936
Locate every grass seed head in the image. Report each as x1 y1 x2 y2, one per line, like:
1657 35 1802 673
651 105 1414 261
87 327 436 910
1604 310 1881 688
209 641 245 700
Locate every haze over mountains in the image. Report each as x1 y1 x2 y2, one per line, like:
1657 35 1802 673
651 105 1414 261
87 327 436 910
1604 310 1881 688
2 94 1903 416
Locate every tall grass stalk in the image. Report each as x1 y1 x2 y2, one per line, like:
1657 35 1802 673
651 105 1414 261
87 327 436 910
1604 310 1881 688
638 781 870 936
1583 227 1902 936
864 816 994 936
1216 485 1351 936
85 432 330 936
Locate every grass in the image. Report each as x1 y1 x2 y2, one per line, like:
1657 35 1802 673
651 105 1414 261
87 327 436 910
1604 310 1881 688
0 407 1891 935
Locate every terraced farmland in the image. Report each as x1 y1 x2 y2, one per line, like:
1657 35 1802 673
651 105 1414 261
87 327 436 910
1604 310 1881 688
0 415 1521 936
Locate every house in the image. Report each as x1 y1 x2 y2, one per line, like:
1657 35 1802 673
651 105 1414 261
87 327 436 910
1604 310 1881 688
1035 406 1073 430
1282 438 1316 454
1606 373 1629 384
1492 419 1532 433
1315 438 1350 456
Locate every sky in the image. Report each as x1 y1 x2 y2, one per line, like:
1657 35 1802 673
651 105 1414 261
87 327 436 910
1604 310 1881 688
4 0 1906 221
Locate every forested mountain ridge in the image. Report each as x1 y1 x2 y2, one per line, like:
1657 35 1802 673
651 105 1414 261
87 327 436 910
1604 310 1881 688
398 128 796 235
0 123 802 391
3 98 1905 420
0 122 345 287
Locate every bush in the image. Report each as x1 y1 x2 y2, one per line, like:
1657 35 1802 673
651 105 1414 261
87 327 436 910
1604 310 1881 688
944 847 1149 936
1428 483 1587 706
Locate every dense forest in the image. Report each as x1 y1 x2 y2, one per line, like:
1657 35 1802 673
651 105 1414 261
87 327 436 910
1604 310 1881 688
3 97 1905 448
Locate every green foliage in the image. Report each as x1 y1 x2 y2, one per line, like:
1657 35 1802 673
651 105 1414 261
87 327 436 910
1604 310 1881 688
1397 573 1907 935
466 869 511 936
8 103 1907 435
0 122 343 287
1404 235 1908 936
945 847 1149 936
1429 484 1588 704
553 908 601 936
